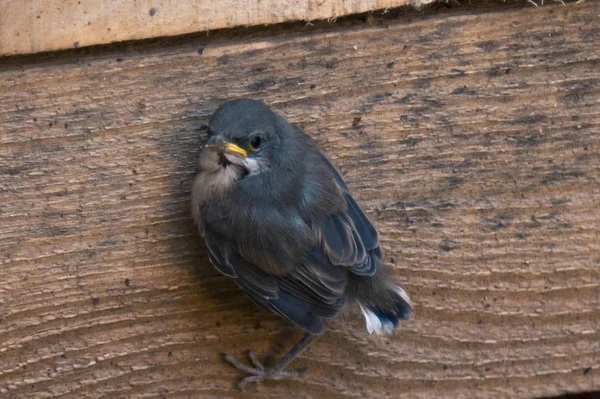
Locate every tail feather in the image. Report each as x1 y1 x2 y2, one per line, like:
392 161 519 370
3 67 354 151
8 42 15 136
359 285 412 334
347 265 413 335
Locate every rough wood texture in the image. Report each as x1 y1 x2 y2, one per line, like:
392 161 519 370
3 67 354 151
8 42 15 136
1 1 599 398
0 0 433 56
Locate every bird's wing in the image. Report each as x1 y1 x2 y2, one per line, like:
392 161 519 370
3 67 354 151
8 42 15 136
203 225 346 335
318 153 382 276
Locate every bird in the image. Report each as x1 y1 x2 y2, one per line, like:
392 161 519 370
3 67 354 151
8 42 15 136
191 99 412 390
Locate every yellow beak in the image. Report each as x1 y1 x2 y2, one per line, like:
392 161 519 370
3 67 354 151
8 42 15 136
206 142 248 158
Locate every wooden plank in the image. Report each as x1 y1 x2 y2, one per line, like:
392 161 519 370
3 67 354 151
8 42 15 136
0 0 432 56
0 1 599 398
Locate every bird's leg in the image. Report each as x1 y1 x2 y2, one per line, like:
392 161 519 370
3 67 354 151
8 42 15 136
223 332 318 390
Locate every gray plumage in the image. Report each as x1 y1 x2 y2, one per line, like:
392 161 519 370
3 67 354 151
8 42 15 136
192 99 412 338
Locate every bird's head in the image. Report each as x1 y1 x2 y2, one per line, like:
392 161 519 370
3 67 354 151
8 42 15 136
204 99 283 176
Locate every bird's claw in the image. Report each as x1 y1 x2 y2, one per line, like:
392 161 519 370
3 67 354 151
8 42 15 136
223 351 307 390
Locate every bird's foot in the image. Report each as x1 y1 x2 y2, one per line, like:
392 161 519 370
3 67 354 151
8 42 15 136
223 350 307 390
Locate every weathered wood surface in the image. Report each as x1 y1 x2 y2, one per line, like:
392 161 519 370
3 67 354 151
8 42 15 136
1 1 599 398
0 0 433 56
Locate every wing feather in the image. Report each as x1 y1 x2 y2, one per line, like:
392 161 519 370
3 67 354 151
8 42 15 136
319 153 381 277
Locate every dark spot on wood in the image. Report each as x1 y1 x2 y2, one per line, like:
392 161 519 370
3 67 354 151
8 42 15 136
513 114 546 125
510 134 543 147
98 240 119 246
316 46 334 56
1 168 22 176
515 233 528 240
217 55 229 65
358 104 373 114
124 278 130 287
554 222 572 230
367 92 392 103
506 43 525 52
528 215 543 229
324 59 338 69
423 98 442 108
116 57 123 62
396 94 413 104
487 66 511 77
296 58 308 69
440 239 457 252
541 171 586 186
583 367 591 375
559 92 581 104
352 117 362 129
242 51 257 59
444 176 464 188
579 27 600 41
414 78 431 89
476 41 500 52
401 207 433 225
197 47 204 55
401 136 422 147
550 198 571 206
310 84 316 89
409 107 429 116
482 214 513 231
149 8 156 16
451 69 466 76
248 77 276 91
53 188 68 197
64 122 68 128
387 61 395 69
435 202 455 210
91 297 100 306
417 34 433 43
281 77 305 87
73 41 80 49
452 86 476 95
44 227 70 237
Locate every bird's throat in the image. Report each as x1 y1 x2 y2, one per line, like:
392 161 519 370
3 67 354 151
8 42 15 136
217 153 249 179
217 153 234 168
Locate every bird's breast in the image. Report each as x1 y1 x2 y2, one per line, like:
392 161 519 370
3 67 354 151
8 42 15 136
191 162 243 229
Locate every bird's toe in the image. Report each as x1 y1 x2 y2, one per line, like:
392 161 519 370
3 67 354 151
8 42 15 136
223 351 307 390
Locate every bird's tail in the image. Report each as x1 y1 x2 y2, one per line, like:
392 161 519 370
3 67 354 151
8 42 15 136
346 264 412 334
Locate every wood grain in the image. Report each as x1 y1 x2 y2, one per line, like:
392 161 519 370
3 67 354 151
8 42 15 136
0 0 432 56
1 1 599 398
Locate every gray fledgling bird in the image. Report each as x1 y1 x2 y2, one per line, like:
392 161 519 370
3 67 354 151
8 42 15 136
191 99 412 389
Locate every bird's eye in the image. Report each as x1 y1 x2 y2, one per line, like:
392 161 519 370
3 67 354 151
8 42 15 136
249 135 262 150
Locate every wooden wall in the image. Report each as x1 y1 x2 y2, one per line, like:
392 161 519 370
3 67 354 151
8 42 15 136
0 1 599 398
0 0 430 56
